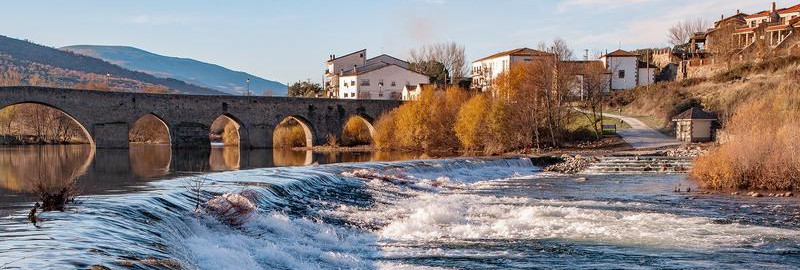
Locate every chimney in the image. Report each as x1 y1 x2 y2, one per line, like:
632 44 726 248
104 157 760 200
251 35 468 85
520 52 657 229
772 2 776 12
737 9 740 14
721 14 724 20
353 65 357 73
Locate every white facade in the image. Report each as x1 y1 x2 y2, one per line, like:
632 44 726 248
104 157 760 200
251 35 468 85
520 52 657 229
338 64 429 100
601 55 638 90
471 48 554 92
637 67 656 86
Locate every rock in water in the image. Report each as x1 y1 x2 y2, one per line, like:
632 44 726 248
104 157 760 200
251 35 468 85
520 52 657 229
205 192 257 225
751 192 763 197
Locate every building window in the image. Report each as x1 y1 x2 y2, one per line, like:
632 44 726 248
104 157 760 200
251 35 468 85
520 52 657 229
350 80 355 86
391 81 396 87
361 79 370 86
618 70 625 78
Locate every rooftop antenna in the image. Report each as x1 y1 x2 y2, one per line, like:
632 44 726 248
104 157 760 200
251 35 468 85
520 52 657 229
584 49 589 61
618 42 622 50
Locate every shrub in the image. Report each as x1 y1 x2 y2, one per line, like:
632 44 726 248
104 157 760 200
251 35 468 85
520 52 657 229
690 83 800 190
273 120 307 148
341 117 372 146
454 94 489 150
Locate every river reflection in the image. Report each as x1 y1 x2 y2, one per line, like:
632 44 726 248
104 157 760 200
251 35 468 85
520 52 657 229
0 145 428 216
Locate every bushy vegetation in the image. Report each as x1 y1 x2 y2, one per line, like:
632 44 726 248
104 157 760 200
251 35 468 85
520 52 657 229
129 114 170 144
340 117 373 146
373 86 469 151
691 83 800 190
374 58 596 154
273 119 307 148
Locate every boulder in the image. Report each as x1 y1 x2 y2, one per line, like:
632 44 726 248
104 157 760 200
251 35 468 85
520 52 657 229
205 192 257 225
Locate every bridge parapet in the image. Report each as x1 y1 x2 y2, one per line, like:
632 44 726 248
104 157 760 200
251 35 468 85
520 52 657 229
0 86 403 148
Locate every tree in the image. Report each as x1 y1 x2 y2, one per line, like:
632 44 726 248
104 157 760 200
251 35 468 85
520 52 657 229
288 80 323 97
409 42 467 83
577 65 611 139
454 94 489 150
668 19 709 46
409 60 447 84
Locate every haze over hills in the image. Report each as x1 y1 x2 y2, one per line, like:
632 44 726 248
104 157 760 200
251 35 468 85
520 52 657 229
0 35 225 95
61 45 288 96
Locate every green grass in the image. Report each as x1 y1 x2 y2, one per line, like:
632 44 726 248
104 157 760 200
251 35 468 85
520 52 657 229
568 114 631 131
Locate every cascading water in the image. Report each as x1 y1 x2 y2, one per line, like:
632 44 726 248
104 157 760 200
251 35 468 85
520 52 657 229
1 157 799 269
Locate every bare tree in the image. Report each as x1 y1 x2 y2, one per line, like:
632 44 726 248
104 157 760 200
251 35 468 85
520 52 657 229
409 42 467 83
539 38 575 61
668 19 710 46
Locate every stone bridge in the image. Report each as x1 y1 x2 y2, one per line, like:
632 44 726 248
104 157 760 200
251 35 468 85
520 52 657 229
0 86 403 148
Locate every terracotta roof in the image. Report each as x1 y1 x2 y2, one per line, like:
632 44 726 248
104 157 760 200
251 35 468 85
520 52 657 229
766 24 791 31
473 47 553 62
746 4 800 19
601 49 639 58
715 13 748 26
780 3 800 13
745 10 770 19
672 107 717 120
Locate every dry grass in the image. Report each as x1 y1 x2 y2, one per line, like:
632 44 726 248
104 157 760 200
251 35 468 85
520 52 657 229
273 120 307 148
691 83 800 190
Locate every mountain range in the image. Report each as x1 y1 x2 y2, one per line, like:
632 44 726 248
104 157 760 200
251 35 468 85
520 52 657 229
61 45 287 96
0 35 225 95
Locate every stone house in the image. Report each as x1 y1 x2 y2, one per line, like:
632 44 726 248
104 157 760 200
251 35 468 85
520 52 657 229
672 107 718 143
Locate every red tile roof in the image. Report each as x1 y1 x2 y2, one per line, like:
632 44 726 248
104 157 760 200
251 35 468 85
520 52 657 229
766 24 791 31
473 47 553 62
601 49 639 58
745 4 800 19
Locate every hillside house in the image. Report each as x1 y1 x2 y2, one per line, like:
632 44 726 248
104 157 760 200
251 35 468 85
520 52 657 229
325 49 427 100
471 48 555 92
600 49 655 90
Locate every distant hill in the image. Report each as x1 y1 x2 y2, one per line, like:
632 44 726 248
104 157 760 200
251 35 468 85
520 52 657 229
0 35 225 95
61 45 288 96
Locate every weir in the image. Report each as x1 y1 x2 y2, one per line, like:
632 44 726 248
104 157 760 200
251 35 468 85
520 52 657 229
0 86 403 149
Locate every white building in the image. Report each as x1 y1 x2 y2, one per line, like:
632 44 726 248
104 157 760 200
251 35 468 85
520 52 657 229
325 49 427 99
599 49 656 90
401 83 435 101
338 62 429 100
471 48 555 92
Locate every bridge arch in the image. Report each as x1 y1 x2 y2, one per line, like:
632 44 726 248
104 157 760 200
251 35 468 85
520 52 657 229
341 114 376 146
209 113 249 148
0 101 94 146
273 115 314 148
128 113 171 145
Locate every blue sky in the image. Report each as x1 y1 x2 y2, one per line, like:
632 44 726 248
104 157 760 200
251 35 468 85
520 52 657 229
0 0 792 84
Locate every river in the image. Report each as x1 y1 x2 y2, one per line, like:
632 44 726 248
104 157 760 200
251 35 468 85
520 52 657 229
1 145 799 269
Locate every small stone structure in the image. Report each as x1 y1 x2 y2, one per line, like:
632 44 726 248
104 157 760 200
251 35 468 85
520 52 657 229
672 107 718 142
0 86 402 148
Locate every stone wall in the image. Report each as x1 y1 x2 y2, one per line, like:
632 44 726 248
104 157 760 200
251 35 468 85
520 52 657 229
0 86 403 148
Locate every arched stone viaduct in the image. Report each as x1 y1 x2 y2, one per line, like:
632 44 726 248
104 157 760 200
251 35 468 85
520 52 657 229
0 86 402 148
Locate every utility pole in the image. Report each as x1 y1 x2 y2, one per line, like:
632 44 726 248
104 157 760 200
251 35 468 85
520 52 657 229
245 78 251 96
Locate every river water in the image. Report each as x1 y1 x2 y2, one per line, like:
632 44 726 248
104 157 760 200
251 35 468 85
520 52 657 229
1 145 799 269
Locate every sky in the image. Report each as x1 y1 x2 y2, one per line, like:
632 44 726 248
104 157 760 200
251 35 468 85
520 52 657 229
0 0 794 85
